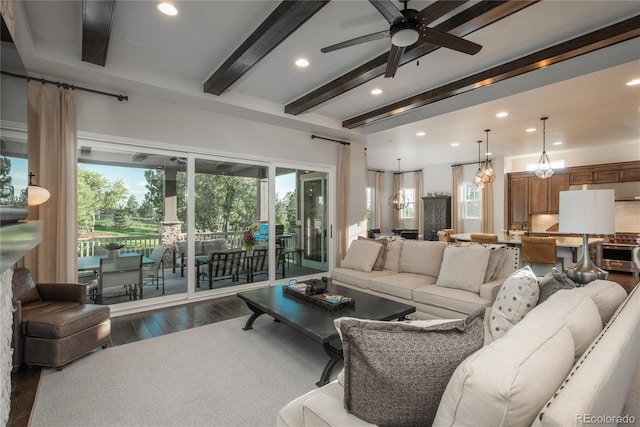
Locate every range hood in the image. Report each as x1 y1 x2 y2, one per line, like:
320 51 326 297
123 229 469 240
568 182 640 201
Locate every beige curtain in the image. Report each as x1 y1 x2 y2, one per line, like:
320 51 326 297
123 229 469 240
392 173 402 229
25 83 77 283
452 166 463 233
414 170 423 232
482 181 494 233
375 171 384 229
336 144 350 263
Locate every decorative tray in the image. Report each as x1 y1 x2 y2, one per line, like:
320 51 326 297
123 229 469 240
283 283 354 312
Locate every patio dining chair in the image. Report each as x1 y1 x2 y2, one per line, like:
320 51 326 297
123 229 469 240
143 245 171 294
98 255 143 304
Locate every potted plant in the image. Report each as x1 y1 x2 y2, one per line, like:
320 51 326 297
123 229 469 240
104 242 124 258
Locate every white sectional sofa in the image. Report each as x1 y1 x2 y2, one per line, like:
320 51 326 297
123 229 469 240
277 279 638 427
331 237 520 319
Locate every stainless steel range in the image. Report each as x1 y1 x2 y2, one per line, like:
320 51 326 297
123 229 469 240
601 233 640 277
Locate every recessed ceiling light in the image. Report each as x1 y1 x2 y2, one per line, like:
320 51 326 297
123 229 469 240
626 79 640 86
295 58 309 68
553 141 563 145
371 88 382 95
496 112 508 118
416 131 425 136
526 127 536 133
451 142 459 147
158 2 178 16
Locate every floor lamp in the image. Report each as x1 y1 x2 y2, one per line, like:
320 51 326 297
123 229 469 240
559 189 615 285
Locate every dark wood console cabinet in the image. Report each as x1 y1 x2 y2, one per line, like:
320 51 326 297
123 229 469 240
422 196 451 241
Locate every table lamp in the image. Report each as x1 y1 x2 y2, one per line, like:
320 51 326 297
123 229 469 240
559 189 615 285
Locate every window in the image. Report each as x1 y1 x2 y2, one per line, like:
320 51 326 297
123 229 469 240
462 183 481 219
366 186 374 229
401 188 415 219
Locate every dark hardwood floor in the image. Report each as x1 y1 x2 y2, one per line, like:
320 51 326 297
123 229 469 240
8 273 639 427
8 295 251 427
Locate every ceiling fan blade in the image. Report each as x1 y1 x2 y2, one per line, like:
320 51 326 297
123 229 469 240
416 0 468 26
369 0 405 25
418 26 482 55
321 30 390 53
384 44 405 78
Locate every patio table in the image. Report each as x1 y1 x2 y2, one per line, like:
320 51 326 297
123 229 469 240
78 253 154 271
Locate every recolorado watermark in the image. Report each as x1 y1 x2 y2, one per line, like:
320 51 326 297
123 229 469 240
576 414 636 424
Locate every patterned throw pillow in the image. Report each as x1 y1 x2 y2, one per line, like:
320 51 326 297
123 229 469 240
537 267 576 304
338 310 486 427
357 236 387 271
489 266 539 340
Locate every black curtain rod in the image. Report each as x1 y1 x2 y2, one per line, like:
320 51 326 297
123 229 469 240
394 169 422 175
368 169 385 173
451 159 494 167
1 71 128 101
311 134 350 145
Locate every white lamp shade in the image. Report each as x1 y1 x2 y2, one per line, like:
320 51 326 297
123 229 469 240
28 185 51 206
559 189 615 234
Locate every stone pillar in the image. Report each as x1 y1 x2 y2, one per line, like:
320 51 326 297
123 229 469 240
159 221 183 266
1 268 13 426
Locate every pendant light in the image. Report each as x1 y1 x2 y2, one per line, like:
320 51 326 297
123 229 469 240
27 172 50 206
535 116 554 178
473 141 484 189
481 128 496 184
389 158 408 210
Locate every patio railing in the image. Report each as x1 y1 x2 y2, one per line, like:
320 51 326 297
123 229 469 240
78 231 298 258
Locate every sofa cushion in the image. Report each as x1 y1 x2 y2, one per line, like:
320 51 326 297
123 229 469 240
484 246 508 282
341 239 382 272
370 273 435 299
413 284 492 316
331 268 395 290
337 310 485 427
436 245 491 294
435 314 575 427
489 266 539 340
22 302 110 339
12 268 41 305
357 236 387 271
576 279 628 324
537 267 576 304
382 238 404 272
528 290 602 359
399 240 446 277
202 239 228 254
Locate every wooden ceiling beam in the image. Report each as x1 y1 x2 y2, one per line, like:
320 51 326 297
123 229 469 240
82 0 116 66
285 0 538 115
204 1 329 96
343 15 640 129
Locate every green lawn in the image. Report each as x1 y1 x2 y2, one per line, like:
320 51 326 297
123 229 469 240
93 219 158 237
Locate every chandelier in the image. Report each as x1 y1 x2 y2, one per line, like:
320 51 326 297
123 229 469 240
473 140 484 189
535 116 554 178
480 129 496 184
389 158 408 210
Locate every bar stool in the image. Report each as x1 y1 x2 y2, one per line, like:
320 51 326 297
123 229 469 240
520 236 564 275
470 233 499 244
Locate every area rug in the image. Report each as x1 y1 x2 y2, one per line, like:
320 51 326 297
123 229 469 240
29 315 338 427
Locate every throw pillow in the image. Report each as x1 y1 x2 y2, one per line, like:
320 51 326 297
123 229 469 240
483 247 508 282
436 245 491 294
399 240 446 277
489 266 539 340
537 267 576 304
382 238 404 272
357 236 387 271
340 239 383 272
337 310 486 427
11 267 41 304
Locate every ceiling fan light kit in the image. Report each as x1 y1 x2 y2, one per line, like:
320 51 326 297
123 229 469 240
535 117 554 179
320 0 482 78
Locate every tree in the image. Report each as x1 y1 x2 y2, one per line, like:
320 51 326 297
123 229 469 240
113 207 129 230
125 195 139 215
78 167 130 234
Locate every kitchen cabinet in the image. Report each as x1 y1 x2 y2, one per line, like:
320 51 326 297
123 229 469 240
508 176 529 228
529 174 569 214
422 196 451 241
593 170 619 183
620 169 640 182
569 171 593 185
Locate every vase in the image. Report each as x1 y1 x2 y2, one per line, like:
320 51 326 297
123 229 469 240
106 249 120 259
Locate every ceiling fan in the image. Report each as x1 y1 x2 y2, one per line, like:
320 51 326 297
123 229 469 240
321 0 482 78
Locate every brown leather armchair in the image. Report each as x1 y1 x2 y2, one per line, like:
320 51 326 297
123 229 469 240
11 268 111 370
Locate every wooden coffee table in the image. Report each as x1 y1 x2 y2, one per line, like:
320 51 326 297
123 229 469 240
237 281 415 386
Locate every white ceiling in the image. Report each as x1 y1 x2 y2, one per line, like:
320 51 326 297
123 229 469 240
9 0 640 171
